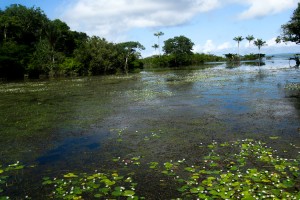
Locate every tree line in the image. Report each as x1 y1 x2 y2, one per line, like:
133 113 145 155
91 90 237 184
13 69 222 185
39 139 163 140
0 4 144 80
1 3 299 80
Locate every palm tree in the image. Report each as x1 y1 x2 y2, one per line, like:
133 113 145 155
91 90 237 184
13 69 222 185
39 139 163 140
154 31 164 57
254 39 267 61
245 35 255 47
152 44 159 55
233 36 244 57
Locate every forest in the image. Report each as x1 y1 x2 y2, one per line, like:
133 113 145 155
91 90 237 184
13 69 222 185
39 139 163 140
0 4 147 80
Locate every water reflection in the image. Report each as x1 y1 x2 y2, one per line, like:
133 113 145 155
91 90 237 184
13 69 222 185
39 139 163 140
225 61 266 69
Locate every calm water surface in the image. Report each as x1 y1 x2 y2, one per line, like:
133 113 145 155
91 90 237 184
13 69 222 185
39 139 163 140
0 60 299 198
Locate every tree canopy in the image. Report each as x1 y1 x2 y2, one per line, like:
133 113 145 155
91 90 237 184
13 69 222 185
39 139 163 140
163 35 194 56
281 2 300 44
0 4 145 80
162 35 194 66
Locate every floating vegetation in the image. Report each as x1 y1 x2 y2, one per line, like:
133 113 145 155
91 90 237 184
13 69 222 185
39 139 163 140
285 83 300 91
125 89 173 102
112 156 143 167
43 171 140 199
110 129 163 143
0 161 25 199
150 139 300 199
1 139 300 199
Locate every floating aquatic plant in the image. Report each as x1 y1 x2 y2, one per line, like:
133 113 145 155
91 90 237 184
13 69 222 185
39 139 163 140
155 139 300 199
285 83 300 91
0 161 25 199
43 171 140 199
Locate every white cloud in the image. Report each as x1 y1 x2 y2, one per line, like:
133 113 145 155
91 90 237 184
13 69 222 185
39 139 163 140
217 42 231 50
266 37 298 47
61 0 299 44
236 0 299 20
62 0 222 40
193 37 299 56
194 40 233 54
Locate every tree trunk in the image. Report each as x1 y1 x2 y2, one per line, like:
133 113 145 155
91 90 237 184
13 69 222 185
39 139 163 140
4 25 7 41
124 54 129 75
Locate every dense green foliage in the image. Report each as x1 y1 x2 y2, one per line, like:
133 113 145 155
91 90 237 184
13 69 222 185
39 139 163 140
0 4 144 80
224 53 265 62
163 35 195 66
143 53 225 68
281 2 300 44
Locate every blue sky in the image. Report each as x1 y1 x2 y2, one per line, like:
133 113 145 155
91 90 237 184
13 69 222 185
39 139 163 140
1 0 299 57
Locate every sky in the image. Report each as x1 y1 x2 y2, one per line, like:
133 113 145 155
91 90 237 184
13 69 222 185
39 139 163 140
1 0 300 57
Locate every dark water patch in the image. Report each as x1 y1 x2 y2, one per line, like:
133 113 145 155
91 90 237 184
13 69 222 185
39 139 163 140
36 133 107 166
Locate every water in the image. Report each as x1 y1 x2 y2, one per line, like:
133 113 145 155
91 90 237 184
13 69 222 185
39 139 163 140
0 59 299 199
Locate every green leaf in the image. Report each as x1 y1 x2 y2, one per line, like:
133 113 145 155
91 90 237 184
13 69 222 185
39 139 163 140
190 186 204 194
42 180 53 185
149 162 159 169
63 173 78 178
102 179 116 186
184 167 195 173
94 194 103 198
123 190 135 197
112 190 122 196
99 187 110 195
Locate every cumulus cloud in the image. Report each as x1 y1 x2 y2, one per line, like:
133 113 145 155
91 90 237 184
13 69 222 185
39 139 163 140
62 0 222 39
266 37 298 47
236 0 299 20
194 40 233 54
61 0 298 41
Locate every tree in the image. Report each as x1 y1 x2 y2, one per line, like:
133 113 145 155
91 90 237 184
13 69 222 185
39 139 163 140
233 36 244 57
117 41 145 75
281 2 300 44
152 44 159 55
254 39 267 61
0 4 49 79
154 31 164 57
74 36 120 75
246 35 255 47
1 4 48 45
163 35 194 66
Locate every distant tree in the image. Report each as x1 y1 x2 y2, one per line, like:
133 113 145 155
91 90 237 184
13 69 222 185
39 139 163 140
233 36 244 57
152 44 159 55
224 53 239 62
117 41 145 75
281 2 300 44
254 39 267 60
163 35 194 66
74 36 121 75
246 35 255 47
154 31 164 57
